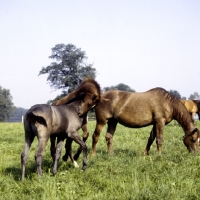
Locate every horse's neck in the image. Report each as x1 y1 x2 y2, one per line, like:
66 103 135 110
173 105 194 132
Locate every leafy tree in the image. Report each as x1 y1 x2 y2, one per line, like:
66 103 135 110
188 92 200 100
0 86 14 121
104 83 135 92
7 107 28 122
39 44 97 97
168 90 181 99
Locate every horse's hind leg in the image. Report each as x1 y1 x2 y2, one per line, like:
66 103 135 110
35 136 49 176
144 125 156 155
105 119 118 154
21 130 35 180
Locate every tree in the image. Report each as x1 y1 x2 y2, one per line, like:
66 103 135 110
168 90 181 99
7 107 28 122
104 83 135 92
39 44 97 96
188 92 200 100
0 86 14 121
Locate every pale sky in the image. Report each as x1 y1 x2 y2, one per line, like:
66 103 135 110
0 0 200 108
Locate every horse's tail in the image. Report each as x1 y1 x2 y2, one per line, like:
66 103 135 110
26 110 47 127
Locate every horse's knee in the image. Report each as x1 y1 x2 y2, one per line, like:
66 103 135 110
92 133 100 143
105 133 113 144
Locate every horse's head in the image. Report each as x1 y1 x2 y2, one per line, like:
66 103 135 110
183 128 200 153
78 93 100 117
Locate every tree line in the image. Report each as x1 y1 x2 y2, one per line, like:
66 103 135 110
1 43 200 122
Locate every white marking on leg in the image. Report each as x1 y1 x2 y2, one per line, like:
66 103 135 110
73 161 79 168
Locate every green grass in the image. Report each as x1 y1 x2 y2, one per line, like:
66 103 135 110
1 121 200 199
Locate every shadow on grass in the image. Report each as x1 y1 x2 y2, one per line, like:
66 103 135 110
4 158 61 181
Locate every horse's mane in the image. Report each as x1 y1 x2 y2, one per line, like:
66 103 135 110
52 78 101 105
78 78 101 96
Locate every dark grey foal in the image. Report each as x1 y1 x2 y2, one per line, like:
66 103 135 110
21 99 97 180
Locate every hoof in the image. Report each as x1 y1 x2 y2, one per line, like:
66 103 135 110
73 161 79 168
82 165 87 171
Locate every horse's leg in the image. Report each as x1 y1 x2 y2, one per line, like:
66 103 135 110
52 136 64 175
155 121 165 154
50 136 56 162
73 123 89 161
63 117 89 162
105 119 118 154
144 125 156 155
91 121 107 156
21 128 35 180
35 135 49 176
64 138 79 168
68 131 88 171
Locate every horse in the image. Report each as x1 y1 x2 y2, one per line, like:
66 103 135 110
90 88 200 156
51 78 101 160
61 88 200 162
181 100 200 121
21 79 101 180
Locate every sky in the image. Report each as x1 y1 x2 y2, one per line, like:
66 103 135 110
0 0 200 109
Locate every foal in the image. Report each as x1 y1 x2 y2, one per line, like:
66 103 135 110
21 98 98 179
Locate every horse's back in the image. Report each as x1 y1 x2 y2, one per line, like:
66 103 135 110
96 88 174 127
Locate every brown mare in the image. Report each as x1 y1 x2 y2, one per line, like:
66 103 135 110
21 79 101 179
61 88 200 162
181 100 200 121
90 88 200 156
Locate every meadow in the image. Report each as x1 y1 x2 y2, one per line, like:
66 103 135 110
1 121 200 200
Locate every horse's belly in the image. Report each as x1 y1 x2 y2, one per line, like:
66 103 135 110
117 116 152 128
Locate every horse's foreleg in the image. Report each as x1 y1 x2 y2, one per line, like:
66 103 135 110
35 136 49 176
105 120 117 154
144 125 156 155
64 138 79 168
73 123 89 161
69 132 87 171
155 121 165 154
52 136 64 176
91 122 106 156
21 131 35 180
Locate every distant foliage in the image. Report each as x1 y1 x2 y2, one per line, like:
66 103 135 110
168 89 181 99
104 83 135 92
188 92 200 100
39 44 97 100
7 107 28 122
0 86 14 121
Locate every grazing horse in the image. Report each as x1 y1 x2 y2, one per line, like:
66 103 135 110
90 88 200 156
21 79 101 180
181 100 200 121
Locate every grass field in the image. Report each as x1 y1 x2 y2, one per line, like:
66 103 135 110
1 121 200 200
